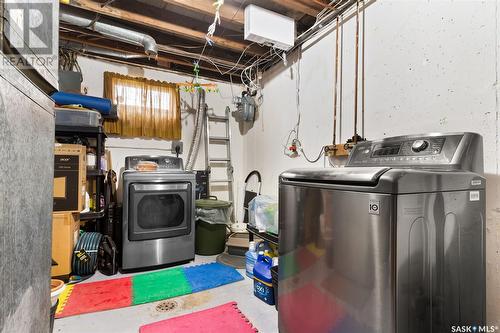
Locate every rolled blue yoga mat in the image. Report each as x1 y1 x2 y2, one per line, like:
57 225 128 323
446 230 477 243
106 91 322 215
52 91 112 115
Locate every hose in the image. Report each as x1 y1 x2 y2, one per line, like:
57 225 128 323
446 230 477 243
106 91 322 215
72 232 102 276
186 89 207 171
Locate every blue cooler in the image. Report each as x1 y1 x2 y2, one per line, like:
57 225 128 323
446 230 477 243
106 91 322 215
253 254 275 305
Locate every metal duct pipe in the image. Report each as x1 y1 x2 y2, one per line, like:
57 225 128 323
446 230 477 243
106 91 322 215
62 42 149 59
59 8 158 58
186 89 206 171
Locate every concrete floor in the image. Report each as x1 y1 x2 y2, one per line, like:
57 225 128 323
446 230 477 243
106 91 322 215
53 255 278 333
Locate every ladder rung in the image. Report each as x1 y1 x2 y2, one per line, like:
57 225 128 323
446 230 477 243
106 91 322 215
209 136 230 142
208 115 229 122
209 158 231 162
211 179 233 183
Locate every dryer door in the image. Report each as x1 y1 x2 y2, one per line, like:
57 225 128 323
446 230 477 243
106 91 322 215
128 182 192 241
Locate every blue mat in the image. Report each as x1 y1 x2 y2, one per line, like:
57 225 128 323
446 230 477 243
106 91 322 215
183 262 244 292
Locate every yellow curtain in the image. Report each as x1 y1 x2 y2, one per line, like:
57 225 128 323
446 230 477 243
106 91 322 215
103 72 181 140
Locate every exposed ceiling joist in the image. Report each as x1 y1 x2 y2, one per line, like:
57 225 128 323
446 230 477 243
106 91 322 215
160 0 244 25
268 0 320 17
68 0 263 55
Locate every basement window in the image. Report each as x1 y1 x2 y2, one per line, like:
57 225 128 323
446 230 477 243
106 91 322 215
103 71 181 140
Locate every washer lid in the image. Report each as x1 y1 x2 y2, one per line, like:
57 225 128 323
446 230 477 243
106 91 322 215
280 167 390 186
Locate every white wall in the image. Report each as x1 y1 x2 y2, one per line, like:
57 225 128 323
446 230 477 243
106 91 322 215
77 57 244 219
244 0 500 323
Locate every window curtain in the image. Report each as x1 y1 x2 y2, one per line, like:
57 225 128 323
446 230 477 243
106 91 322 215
103 72 181 140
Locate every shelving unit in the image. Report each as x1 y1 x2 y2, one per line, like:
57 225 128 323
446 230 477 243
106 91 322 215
247 225 278 246
55 125 107 228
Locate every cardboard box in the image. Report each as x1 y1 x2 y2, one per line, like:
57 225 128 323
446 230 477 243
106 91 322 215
53 144 86 212
51 212 80 277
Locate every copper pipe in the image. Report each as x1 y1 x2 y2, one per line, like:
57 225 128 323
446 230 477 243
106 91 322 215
339 14 344 143
353 0 360 143
361 0 366 139
332 16 340 145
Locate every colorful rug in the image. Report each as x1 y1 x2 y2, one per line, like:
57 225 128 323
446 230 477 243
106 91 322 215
56 262 243 318
139 302 257 333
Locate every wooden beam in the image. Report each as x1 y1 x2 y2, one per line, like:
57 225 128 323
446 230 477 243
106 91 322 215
160 0 244 25
68 0 262 54
268 0 320 17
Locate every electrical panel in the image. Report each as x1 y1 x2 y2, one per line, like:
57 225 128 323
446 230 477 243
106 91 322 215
244 5 295 51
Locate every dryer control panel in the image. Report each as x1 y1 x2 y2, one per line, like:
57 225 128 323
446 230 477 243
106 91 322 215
125 155 184 170
346 133 483 173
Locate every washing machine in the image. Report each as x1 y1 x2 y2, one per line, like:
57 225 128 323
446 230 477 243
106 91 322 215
121 156 195 270
278 132 485 333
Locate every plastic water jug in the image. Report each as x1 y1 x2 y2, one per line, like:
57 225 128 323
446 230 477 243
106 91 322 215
253 253 275 305
245 241 258 278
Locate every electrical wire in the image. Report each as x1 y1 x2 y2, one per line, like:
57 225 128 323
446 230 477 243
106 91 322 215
281 55 325 163
295 53 301 139
59 47 82 72
205 0 225 46
194 0 250 79
240 50 274 91
295 139 325 163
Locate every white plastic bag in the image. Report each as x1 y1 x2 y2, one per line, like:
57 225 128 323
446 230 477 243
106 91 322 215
249 195 278 234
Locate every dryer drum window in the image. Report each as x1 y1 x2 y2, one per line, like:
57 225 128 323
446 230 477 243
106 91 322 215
137 194 185 229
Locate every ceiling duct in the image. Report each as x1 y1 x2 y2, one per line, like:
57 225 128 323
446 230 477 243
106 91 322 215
62 42 149 60
59 8 158 58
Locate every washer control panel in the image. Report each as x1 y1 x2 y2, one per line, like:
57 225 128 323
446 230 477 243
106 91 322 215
347 134 463 167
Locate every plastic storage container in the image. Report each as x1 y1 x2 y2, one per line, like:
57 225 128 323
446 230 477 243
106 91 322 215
248 195 278 234
245 241 258 278
55 108 102 127
253 253 275 305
